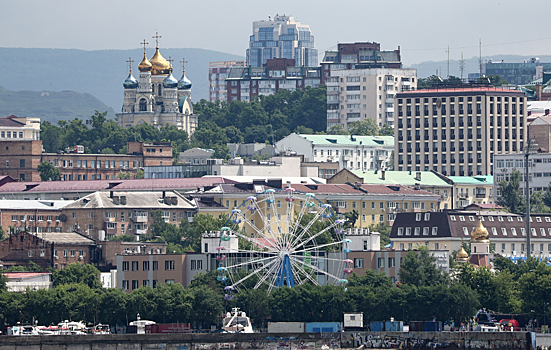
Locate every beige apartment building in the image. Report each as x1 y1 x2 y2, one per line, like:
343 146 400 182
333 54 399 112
326 68 417 129
395 86 527 176
0 115 41 141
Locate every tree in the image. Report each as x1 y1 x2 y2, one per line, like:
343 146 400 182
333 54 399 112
398 246 448 287
486 75 509 87
328 124 347 135
0 273 7 291
116 171 131 179
348 119 379 136
52 263 102 289
368 223 391 248
379 124 394 136
496 170 524 213
344 210 359 229
135 169 144 179
37 161 61 181
0 226 4 241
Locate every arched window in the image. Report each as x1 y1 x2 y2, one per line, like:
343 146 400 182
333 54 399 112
158 84 162 96
152 84 155 94
139 98 147 111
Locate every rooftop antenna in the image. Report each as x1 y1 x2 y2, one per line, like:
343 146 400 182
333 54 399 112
459 52 465 81
478 39 483 78
446 46 450 79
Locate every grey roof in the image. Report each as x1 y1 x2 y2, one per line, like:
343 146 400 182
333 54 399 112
40 232 95 245
62 191 196 210
0 200 74 210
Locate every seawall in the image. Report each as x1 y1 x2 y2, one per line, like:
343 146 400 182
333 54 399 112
0 331 534 350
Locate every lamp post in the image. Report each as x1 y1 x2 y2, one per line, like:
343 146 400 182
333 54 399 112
524 139 538 259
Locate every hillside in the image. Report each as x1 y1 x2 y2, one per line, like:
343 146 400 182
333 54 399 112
408 54 551 79
0 85 114 124
0 47 245 112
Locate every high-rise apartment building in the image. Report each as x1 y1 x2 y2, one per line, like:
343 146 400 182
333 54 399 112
394 86 527 176
247 14 317 67
209 61 246 102
321 42 415 130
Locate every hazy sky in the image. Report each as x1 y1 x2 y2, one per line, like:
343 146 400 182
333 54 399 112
2 0 551 65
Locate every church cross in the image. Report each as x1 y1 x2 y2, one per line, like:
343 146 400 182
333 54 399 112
168 56 174 64
152 32 162 47
140 39 149 53
180 58 188 73
126 57 134 73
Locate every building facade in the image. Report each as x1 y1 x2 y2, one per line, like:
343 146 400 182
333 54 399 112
390 210 551 258
0 231 96 270
225 58 321 102
0 140 173 182
116 41 197 134
446 175 494 209
0 200 71 235
493 152 551 195
61 191 196 242
275 133 394 171
209 61 246 102
395 87 527 176
0 115 41 141
247 14 317 68
320 42 412 129
484 60 551 86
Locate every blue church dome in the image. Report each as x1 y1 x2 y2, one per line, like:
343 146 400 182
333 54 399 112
163 73 178 88
123 73 138 89
178 74 192 90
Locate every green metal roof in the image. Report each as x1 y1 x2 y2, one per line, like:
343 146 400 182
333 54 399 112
447 175 493 185
300 134 394 147
351 170 450 186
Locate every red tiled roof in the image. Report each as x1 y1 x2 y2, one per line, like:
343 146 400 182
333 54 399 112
289 183 364 194
399 87 520 94
0 177 237 193
3 272 50 279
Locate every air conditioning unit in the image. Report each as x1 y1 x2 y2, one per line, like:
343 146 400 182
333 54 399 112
56 220 60 223
54 255 59 259
501 168 507 172
78 256 83 260
47 220 52 223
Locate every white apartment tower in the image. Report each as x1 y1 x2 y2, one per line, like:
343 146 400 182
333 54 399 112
247 14 317 67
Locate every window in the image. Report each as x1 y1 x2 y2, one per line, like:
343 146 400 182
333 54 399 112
397 227 404 236
377 257 385 268
425 213 430 221
165 260 175 270
122 280 129 290
423 227 429 235
132 280 139 290
459 216 465 221
491 227 497 235
450 215 456 221
143 261 150 271
123 261 129 271
432 227 438 235
153 261 158 271
388 257 395 267
406 227 411 235
132 261 138 271
463 227 469 236
414 227 420 235
165 279 175 284
416 213 421 221
354 258 364 268
501 228 507 236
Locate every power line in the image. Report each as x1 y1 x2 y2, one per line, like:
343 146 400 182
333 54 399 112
401 36 551 52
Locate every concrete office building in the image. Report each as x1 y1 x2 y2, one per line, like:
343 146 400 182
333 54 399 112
209 61 246 102
395 86 527 176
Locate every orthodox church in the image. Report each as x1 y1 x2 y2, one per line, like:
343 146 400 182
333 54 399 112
116 35 197 134
455 216 492 268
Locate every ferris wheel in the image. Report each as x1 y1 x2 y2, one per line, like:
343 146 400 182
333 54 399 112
216 188 353 300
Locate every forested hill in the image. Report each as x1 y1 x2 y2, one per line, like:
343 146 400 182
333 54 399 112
0 85 113 124
0 47 244 112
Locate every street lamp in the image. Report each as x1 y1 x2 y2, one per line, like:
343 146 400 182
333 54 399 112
524 139 538 259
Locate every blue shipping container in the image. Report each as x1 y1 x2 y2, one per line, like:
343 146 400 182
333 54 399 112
424 321 442 332
385 321 404 332
369 321 384 332
305 322 341 333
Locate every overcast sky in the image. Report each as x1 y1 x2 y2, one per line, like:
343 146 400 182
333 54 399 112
2 0 550 65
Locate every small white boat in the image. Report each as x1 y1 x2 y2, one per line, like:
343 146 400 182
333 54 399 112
222 308 253 333
8 325 41 336
129 313 156 334
89 324 111 335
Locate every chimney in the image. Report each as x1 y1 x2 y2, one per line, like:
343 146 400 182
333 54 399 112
546 109 550 116
381 170 386 180
536 84 543 100
416 172 421 181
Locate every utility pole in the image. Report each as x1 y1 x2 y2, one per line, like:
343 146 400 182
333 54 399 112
446 46 450 79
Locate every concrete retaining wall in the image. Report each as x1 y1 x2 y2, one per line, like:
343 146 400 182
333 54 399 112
0 331 533 350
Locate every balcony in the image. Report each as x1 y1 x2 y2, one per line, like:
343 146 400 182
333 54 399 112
135 229 148 235
103 217 116 223
132 216 148 223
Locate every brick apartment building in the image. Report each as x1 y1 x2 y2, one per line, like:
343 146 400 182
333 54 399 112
0 231 96 270
61 191 196 242
0 199 71 234
117 253 189 291
0 141 173 181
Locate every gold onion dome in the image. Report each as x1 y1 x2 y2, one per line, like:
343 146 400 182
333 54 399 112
471 218 490 242
138 52 152 72
149 48 172 75
456 246 469 263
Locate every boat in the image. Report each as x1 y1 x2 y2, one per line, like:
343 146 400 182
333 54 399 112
221 308 253 333
8 325 41 336
57 320 87 335
129 313 156 334
89 323 111 335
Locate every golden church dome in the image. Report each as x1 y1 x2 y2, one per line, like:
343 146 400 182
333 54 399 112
138 52 152 72
471 218 489 242
149 48 172 75
456 246 469 263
